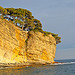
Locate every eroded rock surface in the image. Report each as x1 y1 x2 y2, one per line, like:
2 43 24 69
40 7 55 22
26 31 56 64
0 19 56 65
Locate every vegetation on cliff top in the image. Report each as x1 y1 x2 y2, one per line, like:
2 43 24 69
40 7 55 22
0 6 61 44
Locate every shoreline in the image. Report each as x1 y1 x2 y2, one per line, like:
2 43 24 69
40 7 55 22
0 62 60 68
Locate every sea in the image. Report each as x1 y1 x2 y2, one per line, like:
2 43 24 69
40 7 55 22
0 59 75 75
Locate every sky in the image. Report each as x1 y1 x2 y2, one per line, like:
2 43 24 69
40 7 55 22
0 0 75 60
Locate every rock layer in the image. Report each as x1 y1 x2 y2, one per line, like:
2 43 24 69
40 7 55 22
0 19 28 63
0 19 56 64
26 31 56 64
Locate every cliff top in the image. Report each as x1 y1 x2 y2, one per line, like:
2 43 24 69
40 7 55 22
0 6 61 44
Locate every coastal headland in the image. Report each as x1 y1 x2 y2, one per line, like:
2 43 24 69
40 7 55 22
0 7 61 66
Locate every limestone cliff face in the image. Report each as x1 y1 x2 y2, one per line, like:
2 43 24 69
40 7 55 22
0 19 56 64
26 31 56 64
0 19 28 63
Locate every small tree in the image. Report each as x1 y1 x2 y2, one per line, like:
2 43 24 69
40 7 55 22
0 6 7 18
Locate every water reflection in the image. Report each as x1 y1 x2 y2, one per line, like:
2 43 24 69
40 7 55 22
0 65 57 75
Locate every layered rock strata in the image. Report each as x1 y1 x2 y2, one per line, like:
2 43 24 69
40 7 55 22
0 19 56 65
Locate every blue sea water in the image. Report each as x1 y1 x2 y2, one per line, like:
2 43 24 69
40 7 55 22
0 59 75 75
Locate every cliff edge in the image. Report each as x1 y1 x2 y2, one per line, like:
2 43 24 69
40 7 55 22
0 19 56 65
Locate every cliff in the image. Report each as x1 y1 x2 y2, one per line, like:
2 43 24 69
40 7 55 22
26 31 56 64
0 19 56 65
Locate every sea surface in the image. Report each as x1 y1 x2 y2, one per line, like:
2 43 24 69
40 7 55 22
0 59 75 75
